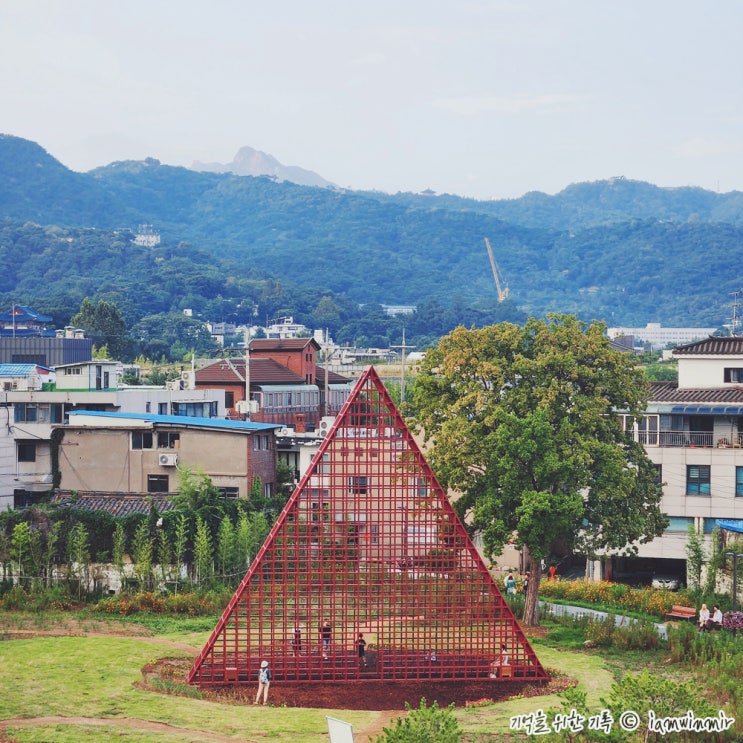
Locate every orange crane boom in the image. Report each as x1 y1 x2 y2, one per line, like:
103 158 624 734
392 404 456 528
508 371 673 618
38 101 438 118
484 237 509 302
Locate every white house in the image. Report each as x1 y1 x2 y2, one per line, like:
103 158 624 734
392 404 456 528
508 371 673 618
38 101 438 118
597 336 743 583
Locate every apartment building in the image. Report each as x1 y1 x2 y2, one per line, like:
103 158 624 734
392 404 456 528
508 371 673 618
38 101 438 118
603 336 743 583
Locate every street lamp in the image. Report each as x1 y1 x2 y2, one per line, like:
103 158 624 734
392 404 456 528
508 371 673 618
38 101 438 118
725 551 743 611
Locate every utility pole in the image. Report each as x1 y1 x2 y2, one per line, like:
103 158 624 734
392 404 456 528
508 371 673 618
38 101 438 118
324 328 330 416
244 325 251 419
390 326 415 404
732 290 743 337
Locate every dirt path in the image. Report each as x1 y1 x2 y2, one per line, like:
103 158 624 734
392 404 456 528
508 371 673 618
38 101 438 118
1 716 261 742
2 712 399 743
353 710 399 743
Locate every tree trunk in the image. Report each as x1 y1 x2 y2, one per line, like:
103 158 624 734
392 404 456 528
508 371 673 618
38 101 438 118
523 558 543 626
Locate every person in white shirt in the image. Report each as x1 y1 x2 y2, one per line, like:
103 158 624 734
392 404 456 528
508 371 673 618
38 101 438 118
705 605 723 631
698 603 710 631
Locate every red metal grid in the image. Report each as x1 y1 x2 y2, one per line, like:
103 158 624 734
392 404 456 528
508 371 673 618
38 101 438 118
188 366 548 686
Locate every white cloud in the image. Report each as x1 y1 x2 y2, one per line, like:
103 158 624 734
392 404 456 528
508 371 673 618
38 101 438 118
672 136 743 159
432 94 577 116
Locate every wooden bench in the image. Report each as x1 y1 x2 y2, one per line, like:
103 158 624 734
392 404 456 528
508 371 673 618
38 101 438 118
665 605 696 621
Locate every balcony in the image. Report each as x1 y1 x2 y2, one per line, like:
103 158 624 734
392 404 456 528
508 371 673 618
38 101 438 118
638 431 741 448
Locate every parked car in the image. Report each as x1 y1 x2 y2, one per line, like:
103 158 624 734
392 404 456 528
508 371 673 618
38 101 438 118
651 574 680 590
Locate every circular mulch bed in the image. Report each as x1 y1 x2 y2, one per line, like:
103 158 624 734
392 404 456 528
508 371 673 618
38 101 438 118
142 657 570 711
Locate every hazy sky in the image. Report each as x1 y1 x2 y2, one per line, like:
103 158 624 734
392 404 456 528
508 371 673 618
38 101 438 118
2 1 742 200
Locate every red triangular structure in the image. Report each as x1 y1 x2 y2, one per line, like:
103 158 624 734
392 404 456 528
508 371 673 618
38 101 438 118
188 367 547 685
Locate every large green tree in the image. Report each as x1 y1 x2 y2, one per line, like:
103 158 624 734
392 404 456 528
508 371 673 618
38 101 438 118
70 297 130 360
413 315 667 625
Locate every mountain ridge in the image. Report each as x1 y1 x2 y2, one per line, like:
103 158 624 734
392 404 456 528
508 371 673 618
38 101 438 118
1 133 742 332
191 145 335 189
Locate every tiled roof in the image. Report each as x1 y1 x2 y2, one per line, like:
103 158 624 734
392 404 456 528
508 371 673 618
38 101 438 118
0 306 53 323
197 358 305 385
315 366 352 384
673 336 743 355
249 338 320 352
649 381 743 403
52 492 177 517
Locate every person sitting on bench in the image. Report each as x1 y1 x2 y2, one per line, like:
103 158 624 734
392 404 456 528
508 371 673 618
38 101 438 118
703 604 723 631
698 603 710 631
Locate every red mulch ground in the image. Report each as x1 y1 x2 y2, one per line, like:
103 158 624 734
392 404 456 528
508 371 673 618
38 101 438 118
143 655 569 711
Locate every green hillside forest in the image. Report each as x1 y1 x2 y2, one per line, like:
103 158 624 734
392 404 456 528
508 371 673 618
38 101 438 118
1 133 741 360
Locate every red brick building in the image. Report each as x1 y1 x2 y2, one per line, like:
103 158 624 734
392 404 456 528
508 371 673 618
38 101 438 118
195 339 352 430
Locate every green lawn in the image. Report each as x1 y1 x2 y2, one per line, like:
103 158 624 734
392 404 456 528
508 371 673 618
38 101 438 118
0 614 617 743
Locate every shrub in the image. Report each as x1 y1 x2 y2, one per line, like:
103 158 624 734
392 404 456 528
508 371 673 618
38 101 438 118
584 615 615 647
612 620 660 651
375 698 462 743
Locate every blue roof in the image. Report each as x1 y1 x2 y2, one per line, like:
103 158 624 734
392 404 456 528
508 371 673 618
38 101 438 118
0 363 53 377
67 410 280 432
0 306 53 323
0 328 57 337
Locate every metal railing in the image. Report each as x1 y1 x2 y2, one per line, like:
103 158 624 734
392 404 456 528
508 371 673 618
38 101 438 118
638 431 718 448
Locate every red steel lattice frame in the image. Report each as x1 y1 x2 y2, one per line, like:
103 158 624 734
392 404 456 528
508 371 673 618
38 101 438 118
188 367 548 686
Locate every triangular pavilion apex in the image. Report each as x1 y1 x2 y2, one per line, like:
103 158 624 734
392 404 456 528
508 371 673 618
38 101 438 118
188 365 547 685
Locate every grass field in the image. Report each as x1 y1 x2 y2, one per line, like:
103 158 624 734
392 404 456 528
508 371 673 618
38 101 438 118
0 612 614 743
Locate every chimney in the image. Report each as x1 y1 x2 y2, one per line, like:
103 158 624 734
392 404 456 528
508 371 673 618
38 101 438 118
295 413 306 433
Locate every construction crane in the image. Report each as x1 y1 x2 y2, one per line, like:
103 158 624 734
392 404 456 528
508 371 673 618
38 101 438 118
484 237 509 302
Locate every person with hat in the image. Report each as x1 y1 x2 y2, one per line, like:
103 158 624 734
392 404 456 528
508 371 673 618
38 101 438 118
255 660 272 705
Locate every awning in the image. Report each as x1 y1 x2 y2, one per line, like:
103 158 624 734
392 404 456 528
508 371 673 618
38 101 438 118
647 405 743 415
716 519 743 533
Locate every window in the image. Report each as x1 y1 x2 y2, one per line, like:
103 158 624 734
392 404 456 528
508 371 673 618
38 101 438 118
147 474 169 493
724 368 743 383
349 476 368 494
17 442 36 462
619 414 634 433
736 467 743 497
217 487 239 499
172 401 216 418
157 432 180 449
64 367 82 375
638 415 659 446
686 465 711 495
653 464 663 486
665 517 693 533
703 518 719 534
132 431 154 450
158 403 168 415
14 403 37 423
15 403 63 423
225 391 235 408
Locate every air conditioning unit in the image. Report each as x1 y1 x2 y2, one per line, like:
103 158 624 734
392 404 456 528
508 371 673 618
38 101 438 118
319 416 335 432
180 370 195 389
159 453 179 467
236 400 260 415
278 427 292 436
